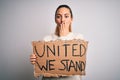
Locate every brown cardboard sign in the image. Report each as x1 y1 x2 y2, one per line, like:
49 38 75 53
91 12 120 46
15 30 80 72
32 40 88 77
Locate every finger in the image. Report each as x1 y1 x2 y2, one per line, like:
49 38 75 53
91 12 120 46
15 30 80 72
30 54 36 58
61 23 63 31
30 56 36 59
61 22 65 32
31 61 36 65
30 58 36 61
59 23 63 32
30 56 37 60
30 56 37 59
31 53 36 57
64 22 67 26
65 22 69 28
30 61 36 65
63 22 65 29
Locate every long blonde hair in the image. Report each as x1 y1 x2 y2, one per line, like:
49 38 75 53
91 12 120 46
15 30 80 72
55 5 73 36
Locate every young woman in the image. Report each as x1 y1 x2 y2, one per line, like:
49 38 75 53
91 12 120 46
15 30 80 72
30 4 84 80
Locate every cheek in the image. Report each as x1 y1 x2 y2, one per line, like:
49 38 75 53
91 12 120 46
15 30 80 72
66 18 72 23
55 19 61 24
65 20 72 25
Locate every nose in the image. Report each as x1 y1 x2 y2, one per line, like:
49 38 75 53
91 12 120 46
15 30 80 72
61 16 65 23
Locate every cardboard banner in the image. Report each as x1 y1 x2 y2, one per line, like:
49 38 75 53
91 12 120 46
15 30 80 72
32 40 88 77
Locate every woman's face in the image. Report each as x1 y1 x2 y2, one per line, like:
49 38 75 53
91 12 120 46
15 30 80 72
55 7 73 28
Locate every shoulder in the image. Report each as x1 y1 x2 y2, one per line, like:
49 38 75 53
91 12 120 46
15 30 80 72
43 33 57 41
72 32 84 40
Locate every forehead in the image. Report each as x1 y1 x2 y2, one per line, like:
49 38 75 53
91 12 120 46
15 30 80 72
56 7 70 14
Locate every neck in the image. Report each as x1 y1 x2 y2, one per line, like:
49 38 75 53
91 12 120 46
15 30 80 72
59 30 70 37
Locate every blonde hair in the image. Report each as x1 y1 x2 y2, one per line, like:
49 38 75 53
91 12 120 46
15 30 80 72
55 5 73 36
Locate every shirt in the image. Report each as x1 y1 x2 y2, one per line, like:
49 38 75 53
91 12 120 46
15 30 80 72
43 32 84 41
38 32 84 80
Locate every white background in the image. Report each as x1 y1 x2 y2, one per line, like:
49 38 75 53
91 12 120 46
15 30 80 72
0 0 120 80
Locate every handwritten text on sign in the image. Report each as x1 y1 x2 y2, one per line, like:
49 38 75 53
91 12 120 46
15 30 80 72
32 40 88 77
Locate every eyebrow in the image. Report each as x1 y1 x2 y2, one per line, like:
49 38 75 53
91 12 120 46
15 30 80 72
56 13 70 15
65 13 70 15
